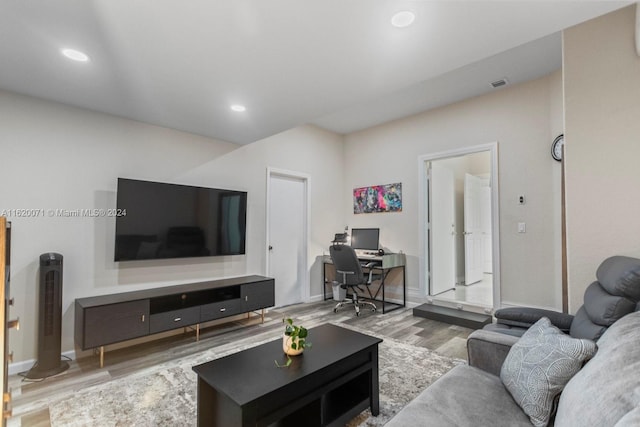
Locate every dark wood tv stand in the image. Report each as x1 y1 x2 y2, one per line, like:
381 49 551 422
74 275 274 367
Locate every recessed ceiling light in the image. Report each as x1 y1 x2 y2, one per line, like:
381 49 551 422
391 11 415 28
61 48 90 62
230 105 246 112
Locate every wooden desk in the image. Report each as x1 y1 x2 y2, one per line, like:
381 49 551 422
322 253 406 313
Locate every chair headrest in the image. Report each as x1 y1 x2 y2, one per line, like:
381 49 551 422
332 233 348 244
596 256 640 302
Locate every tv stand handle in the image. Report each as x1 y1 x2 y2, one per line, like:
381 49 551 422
174 317 182 322
220 308 226 312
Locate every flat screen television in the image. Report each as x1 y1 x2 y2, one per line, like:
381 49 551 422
114 178 247 261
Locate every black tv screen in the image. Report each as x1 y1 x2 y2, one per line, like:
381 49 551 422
114 178 247 261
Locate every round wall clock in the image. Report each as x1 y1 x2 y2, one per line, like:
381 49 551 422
551 134 564 161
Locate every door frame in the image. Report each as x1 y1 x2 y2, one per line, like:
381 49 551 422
265 167 311 303
417 142 501 310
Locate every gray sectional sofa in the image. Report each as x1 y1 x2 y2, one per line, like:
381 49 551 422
386 310 640 426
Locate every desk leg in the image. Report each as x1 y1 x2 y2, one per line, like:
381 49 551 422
382 273 386 314
323 262 331 301
402 265 406 308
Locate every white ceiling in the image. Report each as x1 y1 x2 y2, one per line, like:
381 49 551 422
0 1 631 144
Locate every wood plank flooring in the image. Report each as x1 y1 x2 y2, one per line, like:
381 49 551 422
8 300 471 427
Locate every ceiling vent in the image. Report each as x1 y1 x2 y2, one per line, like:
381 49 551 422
490 78 509 89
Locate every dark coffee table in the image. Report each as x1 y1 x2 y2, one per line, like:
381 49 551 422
192 323 382 427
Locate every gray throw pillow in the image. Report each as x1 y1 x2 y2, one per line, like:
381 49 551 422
500 317 597 427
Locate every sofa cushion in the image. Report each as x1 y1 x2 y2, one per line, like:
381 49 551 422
569 306 608 340
583 281 636 326
555 311 640 426
500 317 597 427
385 364 532 427
483 322 527 338
596 256 640 301
615 405 640 427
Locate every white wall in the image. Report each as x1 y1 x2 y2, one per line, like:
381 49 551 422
179 124 346 299
344 71 564 309
0 90 344 363
563 5 640 311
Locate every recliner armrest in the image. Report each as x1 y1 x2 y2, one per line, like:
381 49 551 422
467 330 520 377
494 307 574 332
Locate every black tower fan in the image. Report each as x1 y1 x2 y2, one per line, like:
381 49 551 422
26 253 69 379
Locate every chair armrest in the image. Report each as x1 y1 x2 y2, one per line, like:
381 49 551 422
467 330 520 377
494 307 574 332
364 263 383 283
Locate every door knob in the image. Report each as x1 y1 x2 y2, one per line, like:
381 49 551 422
268 245 273 251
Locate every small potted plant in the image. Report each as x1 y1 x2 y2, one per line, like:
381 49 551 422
276 317 312 367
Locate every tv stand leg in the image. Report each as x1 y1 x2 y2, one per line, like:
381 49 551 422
184 324 200 341
99 346 104 368
261 309 265 324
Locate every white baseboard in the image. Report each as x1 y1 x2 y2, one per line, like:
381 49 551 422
500 300 561 312
306 294 324 303
9 349 76 376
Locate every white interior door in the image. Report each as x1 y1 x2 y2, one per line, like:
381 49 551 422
464 173 484 285
430 162 456 295
267 172 307 308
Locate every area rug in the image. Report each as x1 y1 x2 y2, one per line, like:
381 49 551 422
49 324 463 426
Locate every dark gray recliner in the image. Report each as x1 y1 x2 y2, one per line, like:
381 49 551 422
485 255 640 341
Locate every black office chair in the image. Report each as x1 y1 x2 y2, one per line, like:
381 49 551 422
329 244 379 316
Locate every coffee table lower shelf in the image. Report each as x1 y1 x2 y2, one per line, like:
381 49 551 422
258 365 373 427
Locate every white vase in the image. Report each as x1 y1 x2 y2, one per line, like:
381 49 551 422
282 334 304 356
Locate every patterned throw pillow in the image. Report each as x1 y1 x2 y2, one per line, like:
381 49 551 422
500 317 597 427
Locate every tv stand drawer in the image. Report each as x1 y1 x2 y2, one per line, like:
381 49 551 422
201 299 242 322
149 307 200 334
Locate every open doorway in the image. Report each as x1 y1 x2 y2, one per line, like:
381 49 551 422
418 144 500 311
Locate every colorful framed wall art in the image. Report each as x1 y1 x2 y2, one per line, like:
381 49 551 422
353 182 402 214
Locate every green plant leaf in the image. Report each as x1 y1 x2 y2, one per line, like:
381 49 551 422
298 328 308 338
275 356 292 368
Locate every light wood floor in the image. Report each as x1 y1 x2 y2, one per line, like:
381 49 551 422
8 300 472 427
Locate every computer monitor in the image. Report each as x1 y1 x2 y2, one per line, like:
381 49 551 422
350 228 380 251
